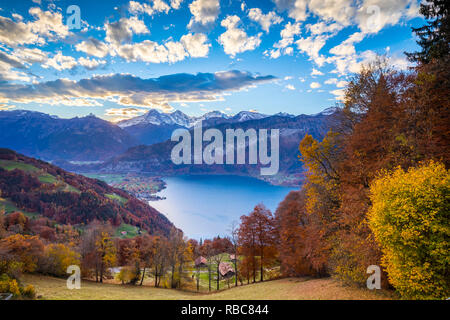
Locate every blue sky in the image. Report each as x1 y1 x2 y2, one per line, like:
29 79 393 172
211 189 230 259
0 0 424 121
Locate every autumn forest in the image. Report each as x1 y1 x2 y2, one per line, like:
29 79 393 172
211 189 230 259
0 0 449 301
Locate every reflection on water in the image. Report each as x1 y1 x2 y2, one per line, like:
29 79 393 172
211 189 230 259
150 175 296 239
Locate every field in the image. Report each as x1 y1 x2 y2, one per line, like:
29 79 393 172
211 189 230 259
22 274 395 300
114 223 146 239
0 197 40 218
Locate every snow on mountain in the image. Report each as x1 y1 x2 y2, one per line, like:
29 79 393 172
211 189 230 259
232 111 268 122
275 112 295 118
118 109 231 128
118 109 295 128
317 107 339 116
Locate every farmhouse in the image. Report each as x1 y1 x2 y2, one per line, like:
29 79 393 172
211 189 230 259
219 262 235 279
195 256 208 268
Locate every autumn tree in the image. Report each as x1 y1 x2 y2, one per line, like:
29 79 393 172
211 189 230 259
41 243 80 277
136 235 155 286
96 231 116 283
238 204 276 282
228 221 239 287
210 236 232 290
151 235 169 288
0 234 44 279
368 162 450 299
200 239 214 291
80 221 116 282
0 207 6 239
167 228 185 288
275 190 328 277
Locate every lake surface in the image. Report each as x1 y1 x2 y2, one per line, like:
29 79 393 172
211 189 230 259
150 175 296 239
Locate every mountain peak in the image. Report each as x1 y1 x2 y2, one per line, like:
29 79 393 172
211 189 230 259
232 111 268 122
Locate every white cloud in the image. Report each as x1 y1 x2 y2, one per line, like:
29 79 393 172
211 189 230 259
285 84 295 90
129 0 177 15
329 31 365 56
330 88 346 100
0 7 69 46
180 33 211 57
325 78 338 85
14 48 48 63
311 68 324 76
272 0 308 21
78 57 107 70
307 21 343 36
152 0 171 13
105 107 147 122
336 80 348 88
0 71 275 109
310 81 321 89
308 0 355 26
248 8 283 33
296 35 328 66
42 52 77 71
0 51 31 82
105 16 149 45
269 21 301 59
356 0 420 34
170 0 184 10
188 0 220 31
75 38 110 58
218 16 262 57
129 1 155 15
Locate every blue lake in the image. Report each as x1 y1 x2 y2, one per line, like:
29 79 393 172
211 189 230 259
150 175 296 239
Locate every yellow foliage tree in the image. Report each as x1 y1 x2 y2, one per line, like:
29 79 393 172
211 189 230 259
44 243 81 277
96 232 116 283
368 161 450 299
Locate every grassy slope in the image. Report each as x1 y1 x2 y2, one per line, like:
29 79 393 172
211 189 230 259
22 274 395 300
0 198 40 218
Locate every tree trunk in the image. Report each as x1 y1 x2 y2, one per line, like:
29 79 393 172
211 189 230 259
260 246 264 282
100 261 104 283
140 267 146 286
252 255 256 283
178 262 183 289
208 265 211 292
171 265 175 288
216 266 220 291
196 267 200 291
234 252 238 287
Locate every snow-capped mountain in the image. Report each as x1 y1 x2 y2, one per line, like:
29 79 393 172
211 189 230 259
117 109 190 128
274 112 295 118
231 111 268 122
117 109 231 128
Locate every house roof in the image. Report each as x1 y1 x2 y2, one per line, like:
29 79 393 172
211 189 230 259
219 262 235 277
195 256 207 267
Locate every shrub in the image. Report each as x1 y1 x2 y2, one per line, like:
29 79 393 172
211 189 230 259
368 161 450 299
21 284 36 299
41 243 81 277
115 267 135 284
0 274 36 299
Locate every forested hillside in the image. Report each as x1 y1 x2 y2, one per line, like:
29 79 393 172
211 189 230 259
0 148 173 235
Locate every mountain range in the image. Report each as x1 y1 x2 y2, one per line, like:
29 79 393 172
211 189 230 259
0 110 137 161
102 109 335 186
0 108 336 185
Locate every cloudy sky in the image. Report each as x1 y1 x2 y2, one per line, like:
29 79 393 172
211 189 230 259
0 0 424 121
